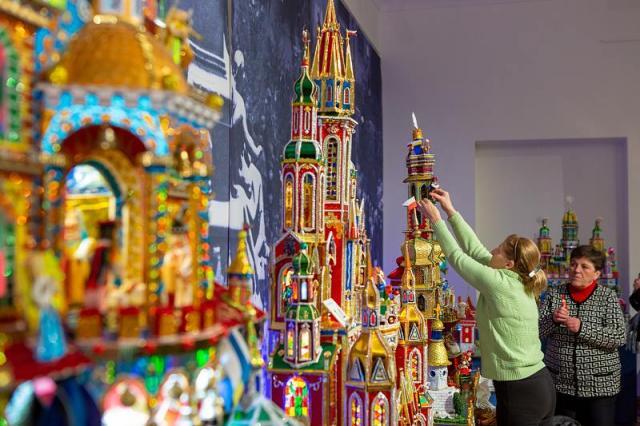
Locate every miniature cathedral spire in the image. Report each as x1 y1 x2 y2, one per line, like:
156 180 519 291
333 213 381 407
227 225 254 311
310 0 356 115
324 0 339 29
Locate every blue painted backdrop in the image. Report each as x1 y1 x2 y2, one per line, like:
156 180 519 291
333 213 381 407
181 0 383 310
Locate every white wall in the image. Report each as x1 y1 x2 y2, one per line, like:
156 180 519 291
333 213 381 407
345 0 640 300
475 138 628 292
341 0 382 53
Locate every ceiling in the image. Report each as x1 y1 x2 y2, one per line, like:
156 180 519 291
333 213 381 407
369 0 552 12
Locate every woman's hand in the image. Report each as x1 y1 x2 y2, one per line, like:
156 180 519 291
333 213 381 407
418 199 442 224
565 317 581 333
553 306 569 324
430 189 456 218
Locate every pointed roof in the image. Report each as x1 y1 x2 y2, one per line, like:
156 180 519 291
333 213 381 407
324 0 338 29
311 0 345 79
228 227 254 276
399 240 426 341
344 31 356 81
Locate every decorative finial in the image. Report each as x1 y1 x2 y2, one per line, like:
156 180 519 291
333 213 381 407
411 113 423 141
302 29 310 67
565 195 574 207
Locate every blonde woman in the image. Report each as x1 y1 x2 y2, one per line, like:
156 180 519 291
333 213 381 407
418 189 555 426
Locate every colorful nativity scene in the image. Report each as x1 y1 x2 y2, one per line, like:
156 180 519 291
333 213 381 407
0 0 628 425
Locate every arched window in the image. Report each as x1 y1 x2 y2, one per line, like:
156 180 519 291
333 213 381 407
279 266 293 317
293 109 299 133
409 348 422 382
417 294 426 312
326 84 333 102
284 377 309 417
299 325 311 361
300 279 308 301
344 87 351 105
420 184 429 200
414 268 424 285
371 393 389 426
349 393 363 426
284 175 294 229
302 173 315 230
304 110 311 133
326 139 339 201
286 323 295 358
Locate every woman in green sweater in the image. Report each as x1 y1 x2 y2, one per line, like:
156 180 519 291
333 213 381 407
418 189 555 426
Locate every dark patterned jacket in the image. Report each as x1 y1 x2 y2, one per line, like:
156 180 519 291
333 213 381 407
540 284 626 397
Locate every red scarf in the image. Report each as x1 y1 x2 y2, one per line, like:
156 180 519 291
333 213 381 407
568 280 597 303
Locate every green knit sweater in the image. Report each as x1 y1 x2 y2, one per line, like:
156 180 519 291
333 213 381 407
432 212 545 381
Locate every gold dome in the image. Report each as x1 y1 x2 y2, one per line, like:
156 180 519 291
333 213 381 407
431 317 444 331
428 340 451 367
47 16 188 94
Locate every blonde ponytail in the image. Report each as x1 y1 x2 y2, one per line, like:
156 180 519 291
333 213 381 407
503 234 548 298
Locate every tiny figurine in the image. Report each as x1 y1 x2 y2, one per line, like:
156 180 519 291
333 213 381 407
29 249 67 362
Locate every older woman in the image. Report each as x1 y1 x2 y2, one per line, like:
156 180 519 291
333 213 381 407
539 245 626 426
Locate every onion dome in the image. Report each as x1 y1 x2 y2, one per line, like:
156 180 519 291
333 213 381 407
590 218 605 252
539 218 550 238
591 218 602 239
292 31 317 105
283 139 322 161
46 17 188 94
292 243 312 276
562 209 577 225
286 304 320 321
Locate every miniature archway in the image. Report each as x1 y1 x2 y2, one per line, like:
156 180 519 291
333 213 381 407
348 392 363 426
284 376 309 418
371 392 389 426
41 104 167 156
55 133 146 294
409 348 422 382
